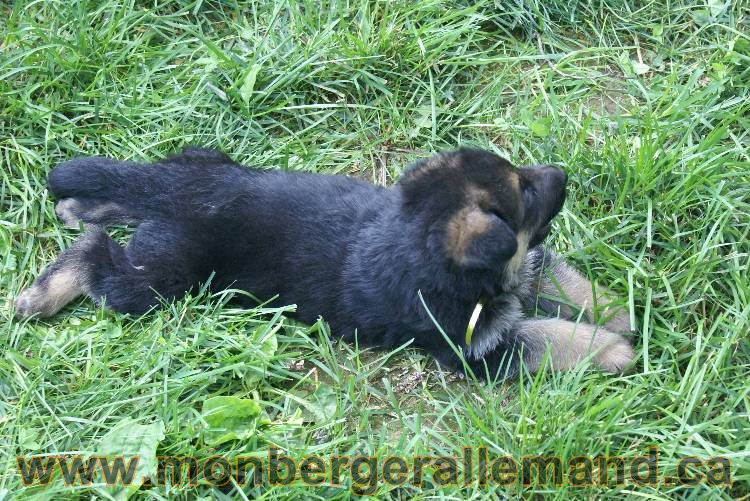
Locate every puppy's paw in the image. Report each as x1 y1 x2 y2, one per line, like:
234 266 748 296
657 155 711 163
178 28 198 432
589 287 632 334
55 198 82 228
601 305 632 334
15 266 83 319
594 334 635 374
15 286 50 318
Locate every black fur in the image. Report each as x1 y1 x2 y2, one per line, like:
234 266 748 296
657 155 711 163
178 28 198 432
18 147 634 380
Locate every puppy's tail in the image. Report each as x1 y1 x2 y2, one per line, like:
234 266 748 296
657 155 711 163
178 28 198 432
49 148 233 198
48 156 149 199
48 157 166 226
47 148 236 226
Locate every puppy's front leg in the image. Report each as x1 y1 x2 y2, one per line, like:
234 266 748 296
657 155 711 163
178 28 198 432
528 249 632 334
514 318 634 374
467 317 634 379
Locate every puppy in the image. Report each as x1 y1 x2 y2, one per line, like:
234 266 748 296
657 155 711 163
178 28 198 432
15 147 634 380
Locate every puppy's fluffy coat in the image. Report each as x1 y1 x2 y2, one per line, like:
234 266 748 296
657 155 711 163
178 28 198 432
16 147 634 379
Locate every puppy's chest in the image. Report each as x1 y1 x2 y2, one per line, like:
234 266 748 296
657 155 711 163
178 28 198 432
463 293 523 360
462 255 536 360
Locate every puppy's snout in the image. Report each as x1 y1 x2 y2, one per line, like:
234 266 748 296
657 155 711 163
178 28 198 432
528 164 566 188
526 164 567 201
547 165 567 187
523 164 567 228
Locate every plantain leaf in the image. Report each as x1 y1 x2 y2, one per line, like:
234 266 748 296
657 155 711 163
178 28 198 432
240 63 262 106
95 419 165 500
202 396 263 445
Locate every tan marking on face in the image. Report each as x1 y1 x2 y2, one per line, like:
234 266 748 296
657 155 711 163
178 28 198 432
519 319 634 373
465 185 492 206
496 170 522 213
509 171 521 193
445 208 491 265
504 230 529 287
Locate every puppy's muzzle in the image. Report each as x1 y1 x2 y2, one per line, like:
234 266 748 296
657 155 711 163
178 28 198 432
523 164 567 246
527 164 567 216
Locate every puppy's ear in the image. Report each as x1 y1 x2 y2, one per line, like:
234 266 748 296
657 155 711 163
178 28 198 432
445 209 518 269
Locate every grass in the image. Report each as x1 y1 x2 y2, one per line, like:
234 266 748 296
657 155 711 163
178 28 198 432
1 0 748 498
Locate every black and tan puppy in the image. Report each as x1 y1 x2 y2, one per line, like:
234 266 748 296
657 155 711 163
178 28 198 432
15 147 634 379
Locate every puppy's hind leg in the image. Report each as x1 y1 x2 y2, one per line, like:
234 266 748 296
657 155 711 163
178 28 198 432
48 157 150 228
83 221 203 315
15 231 108 318
48 148 238 229
55 198 138 229
15 222 201 318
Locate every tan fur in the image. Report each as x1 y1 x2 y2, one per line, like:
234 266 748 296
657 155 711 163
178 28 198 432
509 171 521 193
518 318 634 373
540 260 631 333
465 185 491 206
56 199 128 229
55 198 83 228
504 230 529 287
15 267 83 318
14 231 101 318
445 208 491 265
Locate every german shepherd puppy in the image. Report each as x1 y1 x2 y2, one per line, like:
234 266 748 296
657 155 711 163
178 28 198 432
15 147 634 380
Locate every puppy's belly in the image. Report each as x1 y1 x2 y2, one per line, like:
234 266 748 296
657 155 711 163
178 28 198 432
227 272 341 327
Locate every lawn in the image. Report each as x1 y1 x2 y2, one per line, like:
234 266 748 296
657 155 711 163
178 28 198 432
1 0 748 498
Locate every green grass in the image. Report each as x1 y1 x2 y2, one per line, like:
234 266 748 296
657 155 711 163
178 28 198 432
1 0 749 498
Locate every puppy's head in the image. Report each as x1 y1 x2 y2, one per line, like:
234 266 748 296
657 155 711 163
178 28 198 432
400 148 566 284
